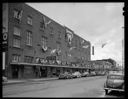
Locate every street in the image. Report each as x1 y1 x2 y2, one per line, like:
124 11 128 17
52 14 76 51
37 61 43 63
3 76 124 97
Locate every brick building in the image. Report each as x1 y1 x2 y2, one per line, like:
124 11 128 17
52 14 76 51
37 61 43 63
2 3 91 79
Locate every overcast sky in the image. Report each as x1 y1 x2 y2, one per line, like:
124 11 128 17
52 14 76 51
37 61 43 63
27 3 124 65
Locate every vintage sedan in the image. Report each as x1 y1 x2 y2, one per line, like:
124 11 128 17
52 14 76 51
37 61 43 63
81 72 89 77
59 72 72 79
104 72 124 95
89 71 96 76
72 71 81 78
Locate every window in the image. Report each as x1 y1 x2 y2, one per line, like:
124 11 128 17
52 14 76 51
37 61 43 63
13 38 20 48
27 16 32 25
41 36 47 47
24 56 33 63
40 22 45 29
14 27 21 36
26 31 32 46
58 31 61 39
12 54 21 62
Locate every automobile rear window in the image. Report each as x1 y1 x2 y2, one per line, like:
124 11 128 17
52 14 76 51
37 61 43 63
108 75 124 80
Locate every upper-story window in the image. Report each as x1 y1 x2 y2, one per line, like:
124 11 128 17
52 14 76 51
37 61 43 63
27 16 32 25
50 27 54 34
58 31 61 39
41 36 47 47
12 54 21 62
13 38 21 48
26 31 32 46
13 26 21 36
13 9 23 21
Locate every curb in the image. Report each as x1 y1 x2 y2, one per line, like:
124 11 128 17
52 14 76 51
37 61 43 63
3 78 58 86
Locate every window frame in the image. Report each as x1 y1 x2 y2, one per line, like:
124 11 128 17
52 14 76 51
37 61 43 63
13 38 21 48
27 16 33 25
26 31 32 46
13 26 21 36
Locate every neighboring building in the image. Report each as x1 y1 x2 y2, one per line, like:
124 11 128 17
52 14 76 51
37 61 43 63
2 3 91 79
88 59 116 72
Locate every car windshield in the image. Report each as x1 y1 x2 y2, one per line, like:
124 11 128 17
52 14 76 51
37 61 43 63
108 75 124 80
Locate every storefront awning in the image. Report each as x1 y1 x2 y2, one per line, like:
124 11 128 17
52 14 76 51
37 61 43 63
10 62 88 69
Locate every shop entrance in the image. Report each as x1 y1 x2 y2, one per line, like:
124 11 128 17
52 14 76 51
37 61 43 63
40 67 47 77
12 65 19 79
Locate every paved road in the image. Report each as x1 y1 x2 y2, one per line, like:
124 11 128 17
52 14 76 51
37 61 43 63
3 76 124 97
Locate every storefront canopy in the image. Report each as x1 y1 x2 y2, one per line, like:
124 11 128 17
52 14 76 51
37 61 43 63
10 62 89 69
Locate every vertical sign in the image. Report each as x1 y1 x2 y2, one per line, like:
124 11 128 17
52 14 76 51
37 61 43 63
92 46 94 55
3 52 6 70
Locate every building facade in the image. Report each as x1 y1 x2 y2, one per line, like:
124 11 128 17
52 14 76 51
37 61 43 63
2 3 91 79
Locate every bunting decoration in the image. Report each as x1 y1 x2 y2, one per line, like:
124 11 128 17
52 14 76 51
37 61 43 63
41 45 48 52
51 49 57 54
40 58 47 64
36 58 40 63
18 10 23 21
42 16 52 29
56 49 61 56
69 47 76 51
14 10 23 21
56 60 61 64
101 43 107 48
82 45 89 49
81 40 85 44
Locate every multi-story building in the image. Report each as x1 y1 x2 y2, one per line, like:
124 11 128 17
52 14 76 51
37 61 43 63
2 3 91 79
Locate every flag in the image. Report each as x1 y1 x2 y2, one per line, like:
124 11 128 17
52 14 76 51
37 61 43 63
51 49 56 54
81 40 85 44
43 16 51 28
101 43 107 48
92 46 94 55
82 45 89 49
18 10 23 21
46 20 51 26
69 47 76 51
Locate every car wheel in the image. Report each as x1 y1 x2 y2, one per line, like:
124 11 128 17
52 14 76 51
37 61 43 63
105 89 108 95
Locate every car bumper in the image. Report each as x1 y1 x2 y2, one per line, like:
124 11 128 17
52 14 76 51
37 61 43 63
104 87 124 92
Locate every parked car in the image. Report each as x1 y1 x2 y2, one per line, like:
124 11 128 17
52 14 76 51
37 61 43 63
59 72 72 79
81 72 89 77
72 71 81 78
96 71 106 76
104 72 124 95
89 71 96 76
2 76 8 82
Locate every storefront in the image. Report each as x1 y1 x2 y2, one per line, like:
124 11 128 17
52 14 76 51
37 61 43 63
10 62 88 79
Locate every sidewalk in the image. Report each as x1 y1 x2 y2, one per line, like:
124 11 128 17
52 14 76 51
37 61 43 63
3 77 58 86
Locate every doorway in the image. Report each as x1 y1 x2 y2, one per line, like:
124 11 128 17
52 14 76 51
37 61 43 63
12 65 19 79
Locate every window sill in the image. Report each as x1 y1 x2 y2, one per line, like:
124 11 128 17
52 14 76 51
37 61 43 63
13 46 21 49
26 44 33 47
